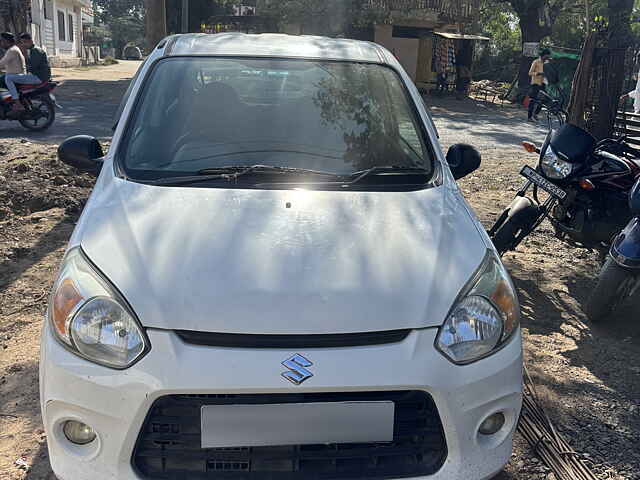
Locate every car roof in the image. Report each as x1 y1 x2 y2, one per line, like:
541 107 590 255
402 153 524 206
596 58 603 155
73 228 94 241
166 33 386 63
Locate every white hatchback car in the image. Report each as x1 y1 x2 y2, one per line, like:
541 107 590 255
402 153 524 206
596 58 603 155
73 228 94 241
42 33 522 480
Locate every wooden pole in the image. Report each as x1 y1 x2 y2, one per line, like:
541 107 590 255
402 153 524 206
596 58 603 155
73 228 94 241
145 0 167 50
585 0 590 33
181 0 189 33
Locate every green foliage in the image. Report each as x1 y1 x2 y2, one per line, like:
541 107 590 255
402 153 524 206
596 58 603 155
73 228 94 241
82 24 111 46
92 0 144 57
165 0 234 34
474 0 521 80
260 0 388 35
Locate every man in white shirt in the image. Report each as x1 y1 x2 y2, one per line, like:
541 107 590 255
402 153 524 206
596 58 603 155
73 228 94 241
0 32 27 113
621 71 640 114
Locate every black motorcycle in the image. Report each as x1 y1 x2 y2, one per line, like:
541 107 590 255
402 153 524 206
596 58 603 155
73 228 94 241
0 80 58 131
586 178 640 322
489 123 640 255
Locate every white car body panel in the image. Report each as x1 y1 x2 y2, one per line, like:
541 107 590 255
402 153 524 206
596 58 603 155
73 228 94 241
41 323 522 480
42 33 522 480
79 175 485 333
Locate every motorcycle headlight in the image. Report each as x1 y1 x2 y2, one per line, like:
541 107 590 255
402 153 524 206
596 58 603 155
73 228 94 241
436 251 520 364
540 148 573 179
48 248 149 369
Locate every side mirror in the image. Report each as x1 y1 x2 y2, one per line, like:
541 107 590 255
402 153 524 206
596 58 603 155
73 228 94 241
446 143 481 180
630 178 640 216
58 135 104 175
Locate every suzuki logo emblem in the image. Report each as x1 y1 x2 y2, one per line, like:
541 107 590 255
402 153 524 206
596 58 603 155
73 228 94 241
281 354 313 385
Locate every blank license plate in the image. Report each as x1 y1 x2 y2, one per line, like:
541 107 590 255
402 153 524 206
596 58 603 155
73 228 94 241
520 165 567 200
201 401 395 448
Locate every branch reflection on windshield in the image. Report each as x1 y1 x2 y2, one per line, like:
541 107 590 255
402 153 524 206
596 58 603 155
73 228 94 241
120 58 433 185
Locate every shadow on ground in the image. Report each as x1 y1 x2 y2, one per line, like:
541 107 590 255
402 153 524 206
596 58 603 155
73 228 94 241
0 79 131 143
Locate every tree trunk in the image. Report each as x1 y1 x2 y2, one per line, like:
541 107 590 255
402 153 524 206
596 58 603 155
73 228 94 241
567 33 597 128
144 0 167 50
590 0 634 139
515 3 550 94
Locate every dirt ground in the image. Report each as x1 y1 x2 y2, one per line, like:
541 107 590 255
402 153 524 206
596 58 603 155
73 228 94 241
0 67 639 480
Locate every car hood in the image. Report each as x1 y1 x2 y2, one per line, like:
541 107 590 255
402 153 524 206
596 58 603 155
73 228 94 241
78 177 486 334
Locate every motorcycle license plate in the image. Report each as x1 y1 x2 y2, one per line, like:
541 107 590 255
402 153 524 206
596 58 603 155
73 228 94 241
520 165 567 200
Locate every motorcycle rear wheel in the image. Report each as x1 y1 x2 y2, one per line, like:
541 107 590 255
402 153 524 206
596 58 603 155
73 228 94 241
585 258 636 323
19 98 55 132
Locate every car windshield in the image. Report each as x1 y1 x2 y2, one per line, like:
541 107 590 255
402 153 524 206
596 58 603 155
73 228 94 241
119 57 433 183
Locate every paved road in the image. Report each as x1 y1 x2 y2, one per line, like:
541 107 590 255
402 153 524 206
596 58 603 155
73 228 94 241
0 60 140 143
429 96 551 152
1 62 550 151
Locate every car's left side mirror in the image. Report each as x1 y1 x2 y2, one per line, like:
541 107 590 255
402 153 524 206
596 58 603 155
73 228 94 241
630 178 640 216
446 143 481 180
58 135 104 176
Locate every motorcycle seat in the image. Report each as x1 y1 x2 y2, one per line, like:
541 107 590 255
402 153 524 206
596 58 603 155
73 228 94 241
17 81 48 91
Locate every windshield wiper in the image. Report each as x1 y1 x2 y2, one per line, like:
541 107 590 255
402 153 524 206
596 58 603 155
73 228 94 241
138 165 342 186
347 165 430 185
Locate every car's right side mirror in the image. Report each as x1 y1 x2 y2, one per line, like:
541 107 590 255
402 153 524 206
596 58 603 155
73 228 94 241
446 144 481 180
630 178 640 216
58 135 104 176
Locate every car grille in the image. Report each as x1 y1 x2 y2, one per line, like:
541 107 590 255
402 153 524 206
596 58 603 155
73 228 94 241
132 391 447 479
174 329 412 349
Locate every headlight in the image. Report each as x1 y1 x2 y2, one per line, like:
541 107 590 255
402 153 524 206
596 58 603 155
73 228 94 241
436 251 520 364
540 148 573 179
48 248 149 369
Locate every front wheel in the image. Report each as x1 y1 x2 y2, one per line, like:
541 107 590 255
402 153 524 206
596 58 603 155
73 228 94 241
19 97 55 131
491 202 540 255
585 258 636 323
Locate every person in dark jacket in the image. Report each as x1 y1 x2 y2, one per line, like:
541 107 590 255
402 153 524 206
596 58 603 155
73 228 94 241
19 32 51 83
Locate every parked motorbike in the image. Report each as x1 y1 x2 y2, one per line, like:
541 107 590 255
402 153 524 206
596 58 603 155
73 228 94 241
489 123 640 255
0 80 58 131
585 178 640 322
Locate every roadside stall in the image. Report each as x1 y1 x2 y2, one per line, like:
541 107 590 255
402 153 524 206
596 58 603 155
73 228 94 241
430 32 489 97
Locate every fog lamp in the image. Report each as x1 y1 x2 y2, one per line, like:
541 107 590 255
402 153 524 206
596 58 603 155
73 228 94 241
63 420 96 445
478 412 505 435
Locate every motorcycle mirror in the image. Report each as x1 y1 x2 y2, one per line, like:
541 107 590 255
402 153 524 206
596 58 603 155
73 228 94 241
58 135 104 176
630 178 640 216
446 144 481 180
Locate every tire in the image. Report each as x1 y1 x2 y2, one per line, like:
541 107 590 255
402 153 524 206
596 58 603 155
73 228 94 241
491 205 539 255
19 98 55 132
585 258 636 323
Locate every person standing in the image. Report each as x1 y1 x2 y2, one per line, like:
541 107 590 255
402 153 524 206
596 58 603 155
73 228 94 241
621 70 640 114
527 48 552 122
0 32 27 113
19 33 51 83
456 64 472 100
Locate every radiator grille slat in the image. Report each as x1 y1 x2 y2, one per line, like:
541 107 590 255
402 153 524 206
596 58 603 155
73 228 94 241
132 391 447 479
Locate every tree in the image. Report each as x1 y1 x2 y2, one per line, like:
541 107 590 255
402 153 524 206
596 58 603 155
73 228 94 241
93 0 145 57
507 0 567 90
475 0 521 81
144 0 166 50
593 0 635 138
0 0 30 34
259 0 388 36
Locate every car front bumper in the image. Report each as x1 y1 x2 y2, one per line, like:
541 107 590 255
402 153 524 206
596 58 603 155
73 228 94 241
40 323 522 480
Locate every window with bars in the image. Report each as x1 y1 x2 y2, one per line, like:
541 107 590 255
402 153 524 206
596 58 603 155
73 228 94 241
44 0 52 20
58 11 65 41
68 13 74 42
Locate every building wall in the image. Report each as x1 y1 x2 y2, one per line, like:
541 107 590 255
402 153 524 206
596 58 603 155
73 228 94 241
51 0 80 55
31 0 83 60
416 35 434 83
374 24 426 82
389 37 420 79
